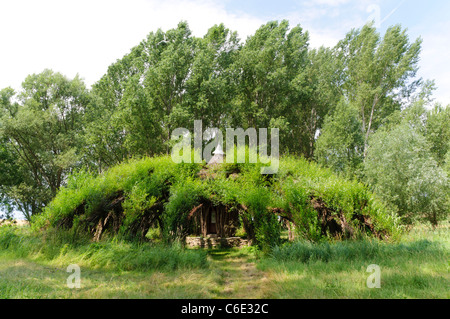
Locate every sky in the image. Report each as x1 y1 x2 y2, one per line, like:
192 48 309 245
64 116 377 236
0 0 449 105
0 0 450 105
0 0 449 219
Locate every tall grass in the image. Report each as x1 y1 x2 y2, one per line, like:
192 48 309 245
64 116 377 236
32 156 198 230
258 224 449 299
0 226 208 272
268 238 446 263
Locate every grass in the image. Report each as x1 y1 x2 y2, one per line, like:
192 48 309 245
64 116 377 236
207 248 268 298
0 259 217 299
0 222 448 299
0 225 215 299
258 222 449 299
0 226 208 272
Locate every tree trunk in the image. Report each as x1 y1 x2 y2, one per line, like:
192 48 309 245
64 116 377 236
363 95 379 159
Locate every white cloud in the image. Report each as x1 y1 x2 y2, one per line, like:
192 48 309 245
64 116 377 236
0 0 448 107
306 0 351 7
276 2 367 49
0 0 264 91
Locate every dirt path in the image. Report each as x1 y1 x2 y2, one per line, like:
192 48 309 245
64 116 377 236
208 250 269 299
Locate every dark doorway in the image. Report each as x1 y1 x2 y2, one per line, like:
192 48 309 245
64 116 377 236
208 211 217 234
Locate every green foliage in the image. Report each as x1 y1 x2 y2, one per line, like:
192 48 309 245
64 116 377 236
34 155 401 251
336 22 422 158
1 21 432 225
0 70 90 219
244 186 280 251
364 122 449 226
163 178 206 242
315 99 364 178
276 156 401 240
425 104 450 166
0 132 20 219
279 179 321 241
32 156 180 230
445 150 450 176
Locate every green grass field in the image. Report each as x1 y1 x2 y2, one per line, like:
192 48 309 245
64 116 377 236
0 223 448 299
259 224 449 299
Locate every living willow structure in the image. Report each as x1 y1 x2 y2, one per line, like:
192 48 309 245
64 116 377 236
33 155 401 249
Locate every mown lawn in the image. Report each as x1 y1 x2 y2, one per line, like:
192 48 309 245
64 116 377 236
0 223 448 299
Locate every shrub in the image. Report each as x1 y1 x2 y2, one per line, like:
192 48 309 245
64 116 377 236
364 123 449 227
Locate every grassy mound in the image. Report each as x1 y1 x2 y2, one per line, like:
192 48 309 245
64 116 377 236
33 155 402 248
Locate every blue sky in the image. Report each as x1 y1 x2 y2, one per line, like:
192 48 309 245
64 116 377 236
220 0 450 104
0 1 449 219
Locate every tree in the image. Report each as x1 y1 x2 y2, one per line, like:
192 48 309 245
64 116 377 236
184 23 240 131
292 47 342 158
0 134 18 220
425 104 450 166
445 150 450 176
85 38 155 170
230 20 310 155
364 122 449 227
87 22 199 167
315 98 364 178
144 21 196 154
336 22 422 158
380 99 449 168
0 70 89 219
